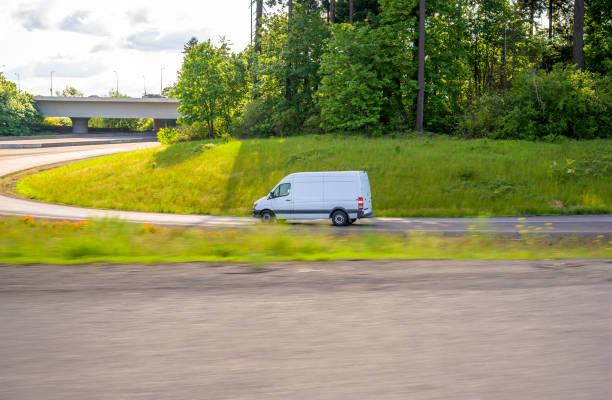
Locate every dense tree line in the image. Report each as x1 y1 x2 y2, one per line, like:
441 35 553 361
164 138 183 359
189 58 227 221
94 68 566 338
173 0 611 140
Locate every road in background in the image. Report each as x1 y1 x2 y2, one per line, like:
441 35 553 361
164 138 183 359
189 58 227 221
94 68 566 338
0 134 157 149
0 139 611 233
1 259 612 399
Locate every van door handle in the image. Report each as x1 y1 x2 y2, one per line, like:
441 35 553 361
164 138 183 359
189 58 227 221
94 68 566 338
285 199 291 201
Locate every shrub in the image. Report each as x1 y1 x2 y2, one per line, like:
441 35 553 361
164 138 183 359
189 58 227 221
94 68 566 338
0 73 42 136
458 66 612 140
157 127 177 144
157 122 222 144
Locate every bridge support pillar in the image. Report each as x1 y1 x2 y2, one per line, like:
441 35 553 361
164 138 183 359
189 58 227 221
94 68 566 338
71 118 90 134
153 119 168 132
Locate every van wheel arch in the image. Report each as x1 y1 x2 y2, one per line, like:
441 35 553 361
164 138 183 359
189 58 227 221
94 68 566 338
329 207 350 219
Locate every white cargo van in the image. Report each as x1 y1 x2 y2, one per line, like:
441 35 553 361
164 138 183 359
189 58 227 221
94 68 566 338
252 171 373 226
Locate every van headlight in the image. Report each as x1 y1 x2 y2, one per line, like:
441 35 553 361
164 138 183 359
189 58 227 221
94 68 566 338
253 202 258 208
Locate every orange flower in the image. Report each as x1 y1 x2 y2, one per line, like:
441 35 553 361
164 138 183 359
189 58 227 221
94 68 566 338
140 223 158 233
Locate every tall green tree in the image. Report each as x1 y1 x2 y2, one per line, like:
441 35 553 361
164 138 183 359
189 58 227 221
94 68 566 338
255 12 289 102
573 0 584 69
414 0 425 131
377 0 469 132
176 40 248 137
255 0 264 53
517 0 546 35
584 0 611 74
286 0 294 100
317 24 388 133
183 37 199 53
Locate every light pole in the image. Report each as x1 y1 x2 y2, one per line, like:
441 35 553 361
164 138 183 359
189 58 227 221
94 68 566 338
113 70 118 95
160 67 164 96
143 75 147 96
50 71 55 96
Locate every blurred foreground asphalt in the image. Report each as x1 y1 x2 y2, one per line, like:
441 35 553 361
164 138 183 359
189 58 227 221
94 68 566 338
1 259 612 399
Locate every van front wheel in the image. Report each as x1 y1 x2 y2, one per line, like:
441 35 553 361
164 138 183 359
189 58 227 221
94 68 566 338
261 210 275 223
331 210 349 226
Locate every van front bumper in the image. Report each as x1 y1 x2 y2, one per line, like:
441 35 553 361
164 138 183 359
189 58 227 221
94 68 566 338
252 209 261 217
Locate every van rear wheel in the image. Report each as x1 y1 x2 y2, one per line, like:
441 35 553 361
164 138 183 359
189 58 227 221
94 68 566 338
331 210 349 226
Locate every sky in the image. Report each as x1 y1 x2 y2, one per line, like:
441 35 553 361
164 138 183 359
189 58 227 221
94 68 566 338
1 0 258 97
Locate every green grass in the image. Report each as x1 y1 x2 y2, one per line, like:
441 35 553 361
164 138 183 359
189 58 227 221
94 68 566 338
16 135 612 217
1 217 609 264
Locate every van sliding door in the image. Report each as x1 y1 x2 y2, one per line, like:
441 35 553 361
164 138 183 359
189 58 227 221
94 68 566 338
292 177 325 219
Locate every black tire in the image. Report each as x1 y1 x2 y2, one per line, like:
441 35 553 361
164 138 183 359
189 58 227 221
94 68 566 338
331 210 349 226
260 210 275 223
349 218 357 224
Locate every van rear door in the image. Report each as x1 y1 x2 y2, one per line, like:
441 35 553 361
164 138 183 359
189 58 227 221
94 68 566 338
324 174 359 218
359 172 373 215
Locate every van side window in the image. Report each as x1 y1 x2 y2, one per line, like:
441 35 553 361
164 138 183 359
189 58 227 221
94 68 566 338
278 183 291 197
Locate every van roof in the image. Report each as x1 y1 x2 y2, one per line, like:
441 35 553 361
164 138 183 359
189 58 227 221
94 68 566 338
286 171 366 178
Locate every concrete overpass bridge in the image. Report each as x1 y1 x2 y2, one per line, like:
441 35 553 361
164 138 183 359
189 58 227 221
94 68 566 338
34 96 180 133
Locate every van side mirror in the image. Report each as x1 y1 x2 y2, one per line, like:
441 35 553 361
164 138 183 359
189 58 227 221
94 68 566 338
268 192 274 199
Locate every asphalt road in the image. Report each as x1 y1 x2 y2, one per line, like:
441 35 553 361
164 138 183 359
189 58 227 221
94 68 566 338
0 134 156 149
1 259 612 399
0 140 611 234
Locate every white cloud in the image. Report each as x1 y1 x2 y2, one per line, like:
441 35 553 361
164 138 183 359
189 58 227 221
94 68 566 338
58 10 108 36
123 30 201 52
31 59 108 78
91 43 113 53
13 8 48 31
2 0 255 97
126 9 149 24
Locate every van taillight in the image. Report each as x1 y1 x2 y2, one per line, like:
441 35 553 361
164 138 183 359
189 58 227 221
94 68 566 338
358 197 364 210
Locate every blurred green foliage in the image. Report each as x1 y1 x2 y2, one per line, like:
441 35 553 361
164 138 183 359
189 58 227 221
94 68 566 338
1 217 609 264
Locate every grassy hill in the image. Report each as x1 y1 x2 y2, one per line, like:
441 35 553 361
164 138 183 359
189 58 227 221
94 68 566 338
16 135 612 217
